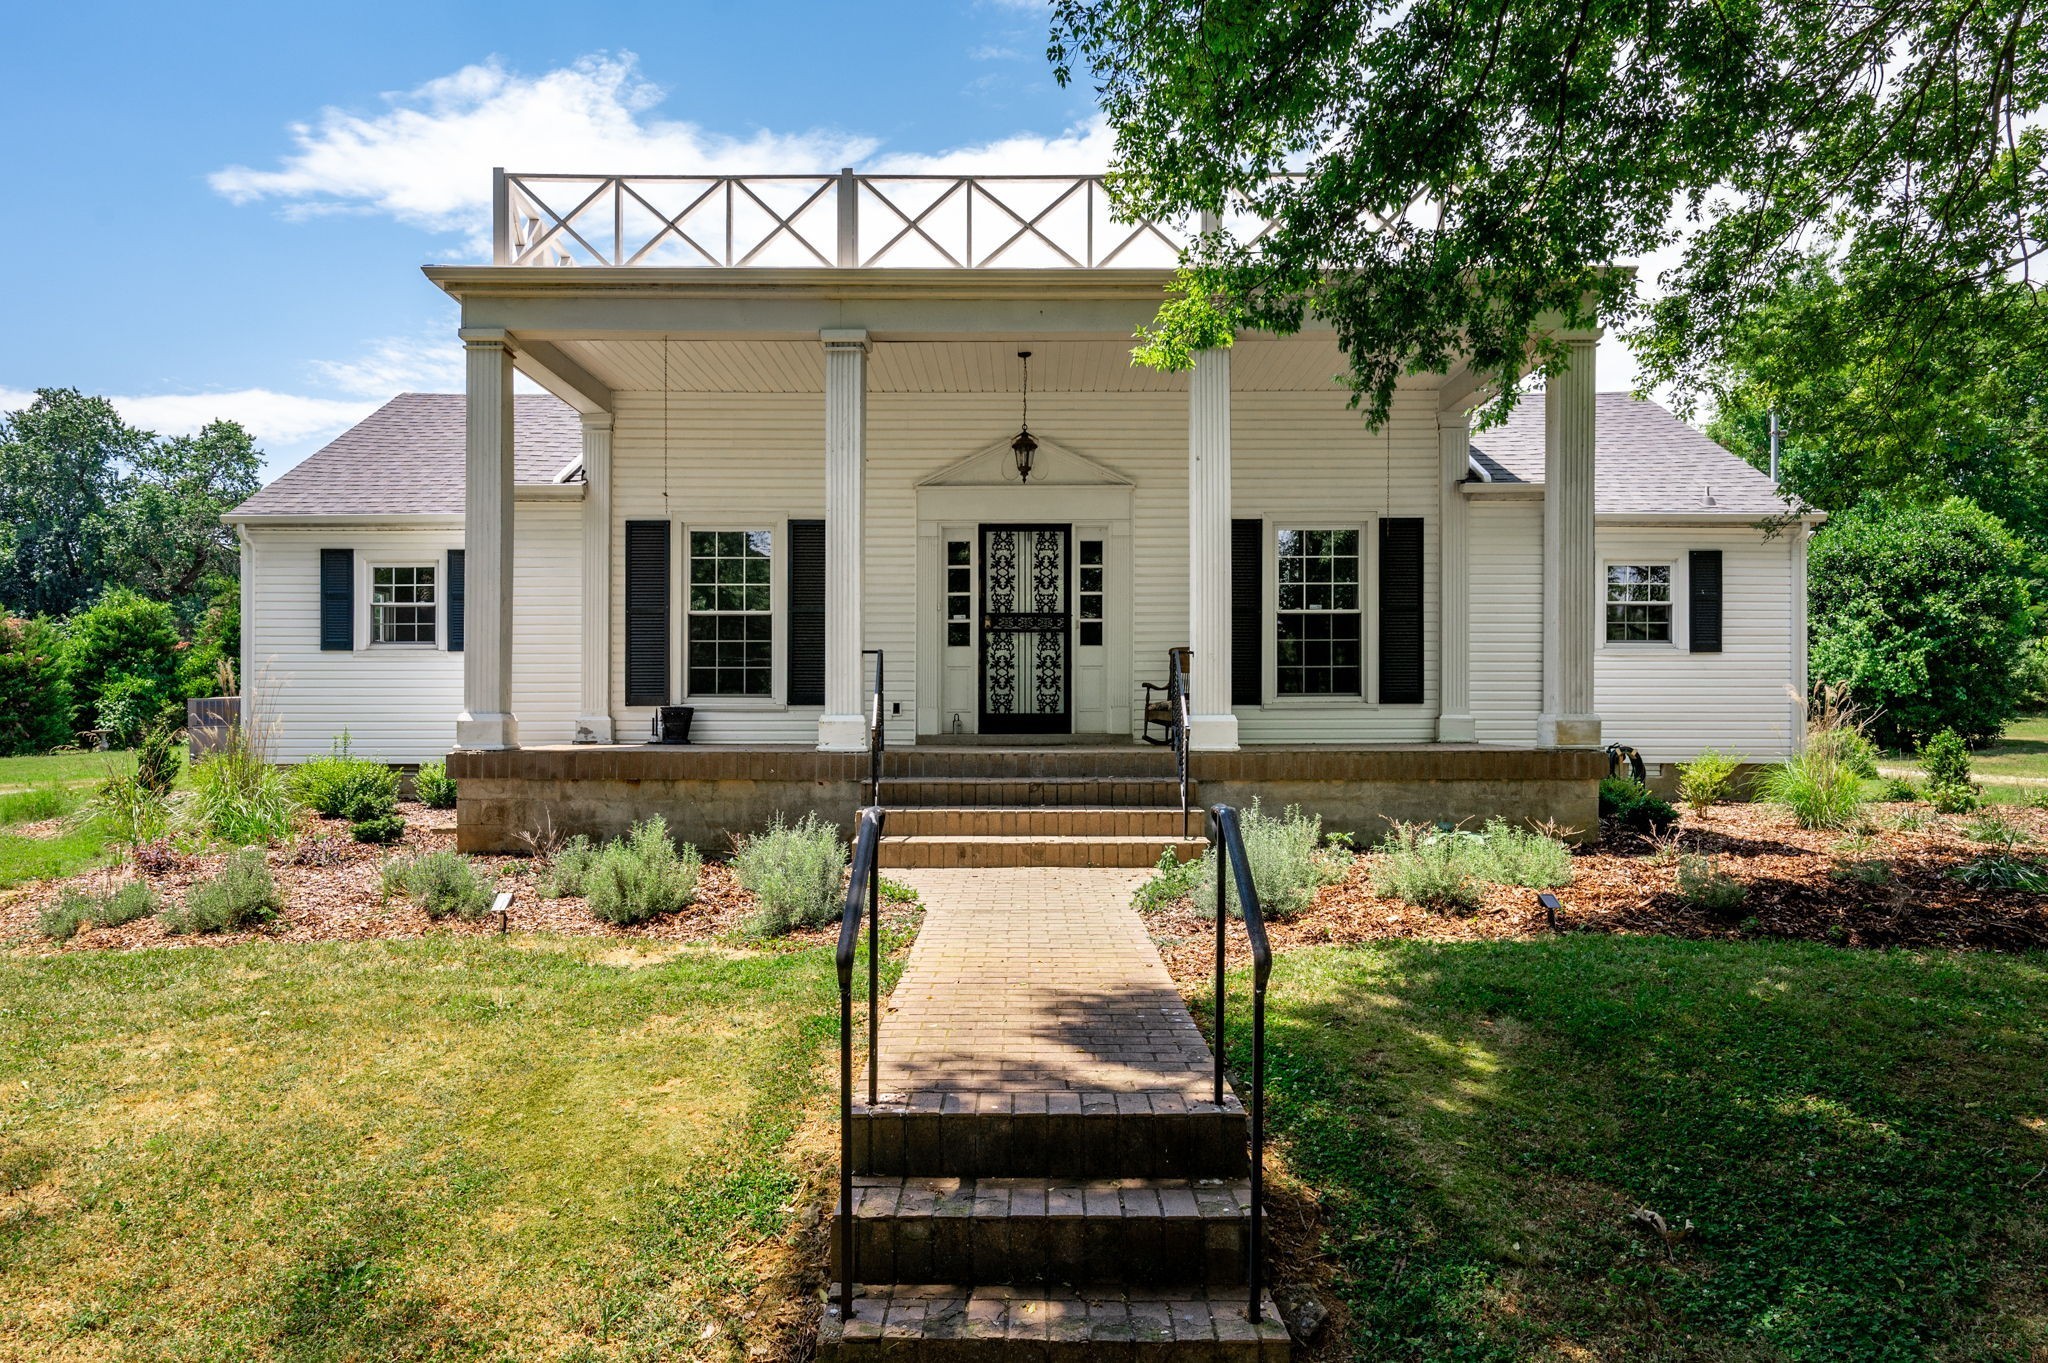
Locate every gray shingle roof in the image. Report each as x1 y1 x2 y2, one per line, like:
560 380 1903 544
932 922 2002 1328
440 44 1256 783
1469 392 1796 517
229 393 582 518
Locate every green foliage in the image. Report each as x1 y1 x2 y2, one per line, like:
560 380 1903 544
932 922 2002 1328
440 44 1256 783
1760 750 1868 830
94 673 175 749
133 714 181 796
38 891 95 941
1470 818 1575 889
89 759 170 849
166 848 279 933
1879 776 1922 802
1599 777 1677 834
175 579 240 699
0 614 71 755
537 834 597 899
349 813 406 845
877 876 920 905
1129 273 1240 371
734 812 846 936
1963 813 2025 848
288 733 399 822
1134 845 1203 912
1196 800 1348 919
1676 749 1744 813
1808 500 2035 748
382 850 496 921
62 586 180 738
1951 855 2048 893
1370 823 1482 911
1920 729 1981 815
105 420 262 622
1 784 76 826
1675 853 1747 915
585 817 700 927
412 759 457 810
1812 726 1880 781
189 726 296 846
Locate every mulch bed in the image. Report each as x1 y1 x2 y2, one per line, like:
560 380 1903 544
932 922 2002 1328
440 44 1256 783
0 804 903 955
1151 800 2048 984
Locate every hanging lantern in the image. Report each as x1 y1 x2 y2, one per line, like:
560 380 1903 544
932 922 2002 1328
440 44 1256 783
1011 350 1038 483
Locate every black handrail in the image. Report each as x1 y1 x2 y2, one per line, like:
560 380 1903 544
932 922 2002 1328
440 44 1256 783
1209 803 1272 1323
834 804 886 1322
1168 647 1193 838
862 649 886 806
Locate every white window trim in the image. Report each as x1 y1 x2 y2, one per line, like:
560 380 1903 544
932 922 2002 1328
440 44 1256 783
1263 520 1378 707
679 523 785 707
1600 557 1687 651
360 557 442 651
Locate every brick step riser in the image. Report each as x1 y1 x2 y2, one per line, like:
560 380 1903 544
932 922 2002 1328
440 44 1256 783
887 809 1199 838
883 752 1182 779
853 1114 1252 1180
831 1217 1251 1287
879 839 1206 870
816 1288 1292 1361
881 780 1191 808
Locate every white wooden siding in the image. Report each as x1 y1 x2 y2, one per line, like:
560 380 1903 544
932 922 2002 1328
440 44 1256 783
1468 502 1544 745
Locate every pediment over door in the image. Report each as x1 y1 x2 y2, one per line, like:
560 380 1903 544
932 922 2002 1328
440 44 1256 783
916 435 1135 489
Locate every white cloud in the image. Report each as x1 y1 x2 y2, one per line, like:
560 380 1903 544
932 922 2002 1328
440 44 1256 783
310 334 465 398
1 385 372 444
210 53 879 241
969 44 1024 60
869 116 1114 175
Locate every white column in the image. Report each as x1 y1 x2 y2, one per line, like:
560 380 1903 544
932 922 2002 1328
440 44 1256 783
818 328 869 750
574 411 614 743
1187 347 1238 750
1436 406 1476 742
456 328 518 750
1539 335 1601 748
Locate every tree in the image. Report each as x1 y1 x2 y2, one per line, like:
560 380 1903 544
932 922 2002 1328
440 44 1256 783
107 420 261 624
61 587 182 738
0 390 143 616
1808 498 2036 747
1048 0 2047 434
0 615 72 756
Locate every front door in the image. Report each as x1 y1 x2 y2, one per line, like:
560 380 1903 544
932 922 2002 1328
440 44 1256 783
978 524 1071 734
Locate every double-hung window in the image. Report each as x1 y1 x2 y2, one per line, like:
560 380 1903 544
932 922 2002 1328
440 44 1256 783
1275 528 1363 696
370 565 436 645
1605 564 1673 643
687 530 774 697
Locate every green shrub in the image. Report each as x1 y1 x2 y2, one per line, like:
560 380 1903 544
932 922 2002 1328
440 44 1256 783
1810 727 1880 780
382 850 496 920
734 812 846 935
42 882 161 940
538 834 598 899
1370 822 1482 911
1951 855 2048 893
0 614 71 756
134 714 182 796
878 876 920 905
165 849 280 934
38 892 93 941
1134 846 1203 912
90 761 170 849
61 587 180 735
1196 800 1347 919
1600 777 1678 833
1760 739 1867 830
586 818 700 927
1676 853 1747 915
412 759 457 810
1920 729 1980 813
94 881 159 927
1878 776 1921 802
349 812 406 844
0 784 75 826
190 726 296 845
1676 749 1743 812
94 673 175 749
288 733 399 821
1472 818 1575 888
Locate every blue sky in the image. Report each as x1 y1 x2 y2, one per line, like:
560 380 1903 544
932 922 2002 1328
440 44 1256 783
0 0 1652 479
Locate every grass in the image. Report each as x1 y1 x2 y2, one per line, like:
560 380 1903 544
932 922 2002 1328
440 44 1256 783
0 824 118 892
1887 713 2048 787
0 751 135 793
0 934 900 1361
1226 937 2048 1362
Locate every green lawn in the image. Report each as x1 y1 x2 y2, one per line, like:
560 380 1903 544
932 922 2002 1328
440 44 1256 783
0 751 135 794
0 936 877 1362
1885 714 2048 787
1229 938 2047 1362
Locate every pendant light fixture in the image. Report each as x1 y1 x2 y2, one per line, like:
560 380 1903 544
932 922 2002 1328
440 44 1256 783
1011 349 1038 483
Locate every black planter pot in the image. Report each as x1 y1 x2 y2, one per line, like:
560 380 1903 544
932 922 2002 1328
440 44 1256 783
651 706 695 745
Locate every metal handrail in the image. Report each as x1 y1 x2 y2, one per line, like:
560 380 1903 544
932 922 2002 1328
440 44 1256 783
1168 647 1193 838
834 804 886 1322
863 649 886 806
1208 803 1273 1323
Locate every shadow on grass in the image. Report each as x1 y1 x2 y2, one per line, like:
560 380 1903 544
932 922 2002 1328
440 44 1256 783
1219 935 2048 1362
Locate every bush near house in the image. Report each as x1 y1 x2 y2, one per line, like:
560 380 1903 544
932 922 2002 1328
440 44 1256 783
0 614 71 756
584 818 700 926
190 726 297 846
382 850 496 920
1676 749 1743 812
1195 800 1349 918
1599 777 1678 833
1370 823 1483 911
412 759 457 810
733 812 847 936
288 733 399 822
165 848 280 933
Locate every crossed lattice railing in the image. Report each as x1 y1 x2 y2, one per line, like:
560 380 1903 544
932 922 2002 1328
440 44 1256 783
493 168 1279 269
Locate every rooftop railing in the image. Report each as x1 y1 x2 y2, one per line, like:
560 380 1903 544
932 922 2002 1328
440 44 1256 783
492 168 1272 269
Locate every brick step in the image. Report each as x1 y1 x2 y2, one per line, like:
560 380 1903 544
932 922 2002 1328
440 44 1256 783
881 776 1190 808
879 834 1207 869
853 1094 1250 1179
831 1176 1255 1286
817 1283 1290 1360
886 806 1199 838
883 748 1184 779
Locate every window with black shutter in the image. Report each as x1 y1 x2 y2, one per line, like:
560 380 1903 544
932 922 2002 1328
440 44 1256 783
1689 549 1724 653
1378 518 1425 704
786 519 825 706
1230 518 1262 707
445 549 464 652
623 520 671 706
319 548 353 652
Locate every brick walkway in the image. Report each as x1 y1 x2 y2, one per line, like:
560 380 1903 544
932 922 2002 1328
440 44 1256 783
880 868 1220 1101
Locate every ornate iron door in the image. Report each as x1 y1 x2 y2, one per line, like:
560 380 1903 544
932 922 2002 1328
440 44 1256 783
978 524 1071 734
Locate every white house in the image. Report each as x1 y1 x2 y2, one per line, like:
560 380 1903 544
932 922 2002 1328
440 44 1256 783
225 170 1814 856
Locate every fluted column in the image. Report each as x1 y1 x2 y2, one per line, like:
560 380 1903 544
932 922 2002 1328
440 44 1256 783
1539 336 1602 748
575 411 614 743
818 329 869 750
1437 406 1475 742
455 328 518 750
1187 347 1238 750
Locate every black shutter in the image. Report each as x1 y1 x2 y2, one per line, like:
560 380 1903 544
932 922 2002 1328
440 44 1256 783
319 548 353 651
1231 518 1263 707
1378 518 1425 704
787 519 826 706
624 520 671 706
1689 549 1723 653
445 549 465 653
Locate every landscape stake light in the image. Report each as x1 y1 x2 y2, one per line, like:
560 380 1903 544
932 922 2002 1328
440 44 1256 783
1537 891 1562 932
492 890 513 936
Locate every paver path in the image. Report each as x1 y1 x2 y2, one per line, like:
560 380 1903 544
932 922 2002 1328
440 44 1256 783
881 868 1216 1099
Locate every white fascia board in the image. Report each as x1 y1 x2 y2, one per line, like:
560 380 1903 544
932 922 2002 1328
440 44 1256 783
223 512 464 528
1460 480 1543 501
1594 510 1826 526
